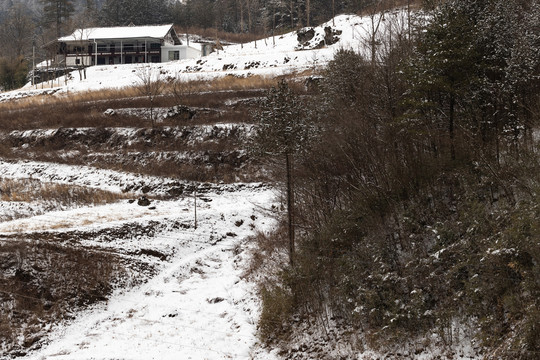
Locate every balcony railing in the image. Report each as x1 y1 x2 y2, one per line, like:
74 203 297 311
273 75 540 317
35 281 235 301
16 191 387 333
66 48 160 56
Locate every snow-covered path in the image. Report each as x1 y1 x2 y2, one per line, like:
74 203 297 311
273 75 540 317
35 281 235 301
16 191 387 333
12 187 280 360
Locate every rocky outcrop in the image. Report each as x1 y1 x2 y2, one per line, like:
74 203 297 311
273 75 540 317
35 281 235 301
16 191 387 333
296 26 342 50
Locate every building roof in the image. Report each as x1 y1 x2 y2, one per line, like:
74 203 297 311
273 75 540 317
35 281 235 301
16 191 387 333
59 24 176 42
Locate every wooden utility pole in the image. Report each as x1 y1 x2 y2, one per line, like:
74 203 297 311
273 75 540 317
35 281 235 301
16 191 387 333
32 41 35 87
333 0 335 26
194 185 198 229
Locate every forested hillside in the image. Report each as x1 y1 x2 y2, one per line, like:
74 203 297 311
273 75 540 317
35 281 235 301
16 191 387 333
251 0 540 358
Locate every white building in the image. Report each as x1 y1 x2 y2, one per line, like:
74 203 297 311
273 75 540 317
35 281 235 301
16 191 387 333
56 24 201 67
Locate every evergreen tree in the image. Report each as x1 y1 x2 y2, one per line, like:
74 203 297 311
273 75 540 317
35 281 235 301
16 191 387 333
40 0 75 37
0 56 29 90
405 0 540 161
251 80 315 267
472 0 540 157
99 0 170 26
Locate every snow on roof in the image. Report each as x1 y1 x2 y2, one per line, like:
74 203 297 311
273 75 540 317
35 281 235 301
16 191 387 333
59 24 174 41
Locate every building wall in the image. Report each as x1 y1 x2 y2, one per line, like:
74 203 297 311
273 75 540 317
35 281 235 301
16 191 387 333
164 32 176 46
161 45 201 63
66 55 92 67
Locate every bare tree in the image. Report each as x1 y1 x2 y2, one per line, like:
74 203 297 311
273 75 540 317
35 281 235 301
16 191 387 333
136 66 165 127
70 4 99 81
0 4 35 60
360 1 387 65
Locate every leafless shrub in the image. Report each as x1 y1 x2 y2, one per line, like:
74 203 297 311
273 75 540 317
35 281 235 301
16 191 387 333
245 225 289 281
135 66 166 127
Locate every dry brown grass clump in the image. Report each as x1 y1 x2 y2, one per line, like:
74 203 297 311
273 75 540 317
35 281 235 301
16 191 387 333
166 74 289 93
0 178 129 205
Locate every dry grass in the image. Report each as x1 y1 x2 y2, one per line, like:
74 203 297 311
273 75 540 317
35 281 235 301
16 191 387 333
244 224 288 282
0 178 130 205
166 74 289 93
0 87 140 112
0 73 309 183
0 75 295 130
5 70 310 107
0 73 303 113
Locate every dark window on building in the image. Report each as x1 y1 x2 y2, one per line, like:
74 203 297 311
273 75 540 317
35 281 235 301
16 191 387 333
151 55 160 63
110 44 115 53
124 44 134 51
168 51 180 61
97 44 107 52
97 57 105 65
125 55 132 63
150 43 161 50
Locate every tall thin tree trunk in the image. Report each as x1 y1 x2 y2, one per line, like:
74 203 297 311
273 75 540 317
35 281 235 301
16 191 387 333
239 0 244 32
306 0 310 27
150 98 154 127
407 0 411 41
449 94 455 160
291 0 294 29
286 152 295 267
246 0 252 32
272 6 276 46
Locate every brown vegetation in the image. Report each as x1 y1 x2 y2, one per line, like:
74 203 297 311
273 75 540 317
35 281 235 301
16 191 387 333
0 74 308 183
0 74 304 132
0 178 128 205
253 1 540 357
0 239 125 356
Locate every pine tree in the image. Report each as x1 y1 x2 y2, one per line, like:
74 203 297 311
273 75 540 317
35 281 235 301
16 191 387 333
404 0 481 160
40 0 75 37
100 0 171 26
251 80 315 267
405 0 539 161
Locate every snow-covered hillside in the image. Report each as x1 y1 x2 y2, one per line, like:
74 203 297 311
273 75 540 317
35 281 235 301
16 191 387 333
0 160 283 359
1 10 409 102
